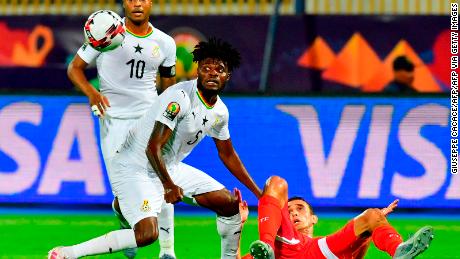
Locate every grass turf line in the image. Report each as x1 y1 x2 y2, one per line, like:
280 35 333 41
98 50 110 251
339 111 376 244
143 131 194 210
0 214 457 258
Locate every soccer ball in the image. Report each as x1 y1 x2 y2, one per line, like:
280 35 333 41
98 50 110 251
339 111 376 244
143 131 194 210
84 10 125 52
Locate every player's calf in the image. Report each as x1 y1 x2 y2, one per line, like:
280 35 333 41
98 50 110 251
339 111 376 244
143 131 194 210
112 199 138 258
195 189 241 259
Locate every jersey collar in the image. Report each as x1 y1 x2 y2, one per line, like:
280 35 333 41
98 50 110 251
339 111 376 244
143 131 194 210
195 81 216 110
123 18 154 38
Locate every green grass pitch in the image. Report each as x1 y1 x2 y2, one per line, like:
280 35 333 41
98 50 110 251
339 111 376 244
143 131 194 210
0 213 457 258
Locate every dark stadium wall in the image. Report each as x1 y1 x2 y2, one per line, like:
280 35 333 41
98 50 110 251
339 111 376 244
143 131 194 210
0 15 450 93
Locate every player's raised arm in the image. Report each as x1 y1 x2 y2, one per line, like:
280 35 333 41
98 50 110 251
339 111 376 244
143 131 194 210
213 138 262 198
146 121 184 204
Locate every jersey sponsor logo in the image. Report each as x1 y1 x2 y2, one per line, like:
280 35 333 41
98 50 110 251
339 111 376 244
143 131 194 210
163 102 180 121
141 200 151 212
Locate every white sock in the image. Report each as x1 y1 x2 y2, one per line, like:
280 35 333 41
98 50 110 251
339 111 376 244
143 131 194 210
158 201 175 257
63 229 137 258
217 213 242 259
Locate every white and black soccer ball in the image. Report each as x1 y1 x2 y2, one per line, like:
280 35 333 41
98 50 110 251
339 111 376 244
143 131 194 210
84 10 125 52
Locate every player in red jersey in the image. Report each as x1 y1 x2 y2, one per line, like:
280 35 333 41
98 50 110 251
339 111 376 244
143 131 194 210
237 190 397 259
247 176 434 259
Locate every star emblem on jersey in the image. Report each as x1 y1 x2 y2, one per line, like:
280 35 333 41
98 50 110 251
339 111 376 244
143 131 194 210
140 200 151 212
202 116 208 126
163 102 180 121
134 43 143 53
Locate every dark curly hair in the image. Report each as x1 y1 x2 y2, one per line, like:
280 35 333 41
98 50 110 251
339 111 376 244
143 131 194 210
192 37 241 72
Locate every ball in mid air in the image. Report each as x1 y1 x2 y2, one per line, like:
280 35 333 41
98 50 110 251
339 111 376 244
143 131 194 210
84 10 125 52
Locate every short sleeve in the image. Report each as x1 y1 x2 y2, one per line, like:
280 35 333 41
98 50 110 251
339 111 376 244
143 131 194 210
76 42 101 64
209 110 230 140
155 87 189 130
161 37 176 68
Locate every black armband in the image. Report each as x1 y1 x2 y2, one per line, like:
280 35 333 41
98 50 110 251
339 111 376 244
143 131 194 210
159 65 176 78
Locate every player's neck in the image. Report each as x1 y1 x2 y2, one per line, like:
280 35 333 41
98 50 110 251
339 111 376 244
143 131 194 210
298 226 314 238
125 19 152 36
197 87 218 107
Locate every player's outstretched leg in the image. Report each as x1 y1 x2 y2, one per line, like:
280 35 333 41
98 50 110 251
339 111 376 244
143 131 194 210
112 198 138 259
393 226 434 259
48 216 159 259
158 201 176 259
249 240 275 259
47 229 138 259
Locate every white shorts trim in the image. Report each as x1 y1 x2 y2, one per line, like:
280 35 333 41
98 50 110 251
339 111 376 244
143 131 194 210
318 237 339 259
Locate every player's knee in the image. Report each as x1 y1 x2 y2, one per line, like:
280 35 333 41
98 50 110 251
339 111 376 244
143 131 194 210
133 220 159 247
360 208 386 230
218 193 239 217
134 227 158 247
263 175 288 198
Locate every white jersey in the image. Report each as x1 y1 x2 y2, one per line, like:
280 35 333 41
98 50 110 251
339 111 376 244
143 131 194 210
77 20 176 119
117 79 230 173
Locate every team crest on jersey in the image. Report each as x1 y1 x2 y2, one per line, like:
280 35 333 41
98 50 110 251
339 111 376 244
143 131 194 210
163 102 180 121
152 45 160 58
212 117 221 127
140 200 151 212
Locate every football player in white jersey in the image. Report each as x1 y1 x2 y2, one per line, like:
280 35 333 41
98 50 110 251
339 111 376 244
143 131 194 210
66 0 176 258
49 38 262 259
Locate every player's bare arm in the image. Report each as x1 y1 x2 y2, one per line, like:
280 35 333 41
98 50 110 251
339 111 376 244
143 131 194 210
67 54 110 116
146 121 184 204
158 66 176 94
213 138 262 198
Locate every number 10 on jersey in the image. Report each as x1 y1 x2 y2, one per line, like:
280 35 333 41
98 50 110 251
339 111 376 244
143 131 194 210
126 59 145 79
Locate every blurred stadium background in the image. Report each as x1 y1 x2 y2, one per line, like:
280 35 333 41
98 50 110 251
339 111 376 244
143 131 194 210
0 0 456 258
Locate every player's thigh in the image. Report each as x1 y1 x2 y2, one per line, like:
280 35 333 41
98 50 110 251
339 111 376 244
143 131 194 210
323 220 357 255
112 171 164 228
172 162 225 197
99 117 135 160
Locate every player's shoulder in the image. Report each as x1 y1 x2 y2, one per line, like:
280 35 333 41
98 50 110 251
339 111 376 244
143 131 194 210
151 26 176 46
163 81 194 105
216 96 229 114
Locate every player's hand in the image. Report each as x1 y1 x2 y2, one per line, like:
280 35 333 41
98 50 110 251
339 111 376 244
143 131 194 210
89 91 110 117
381 199 399 216
234 188 249 224
164 182 184 204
